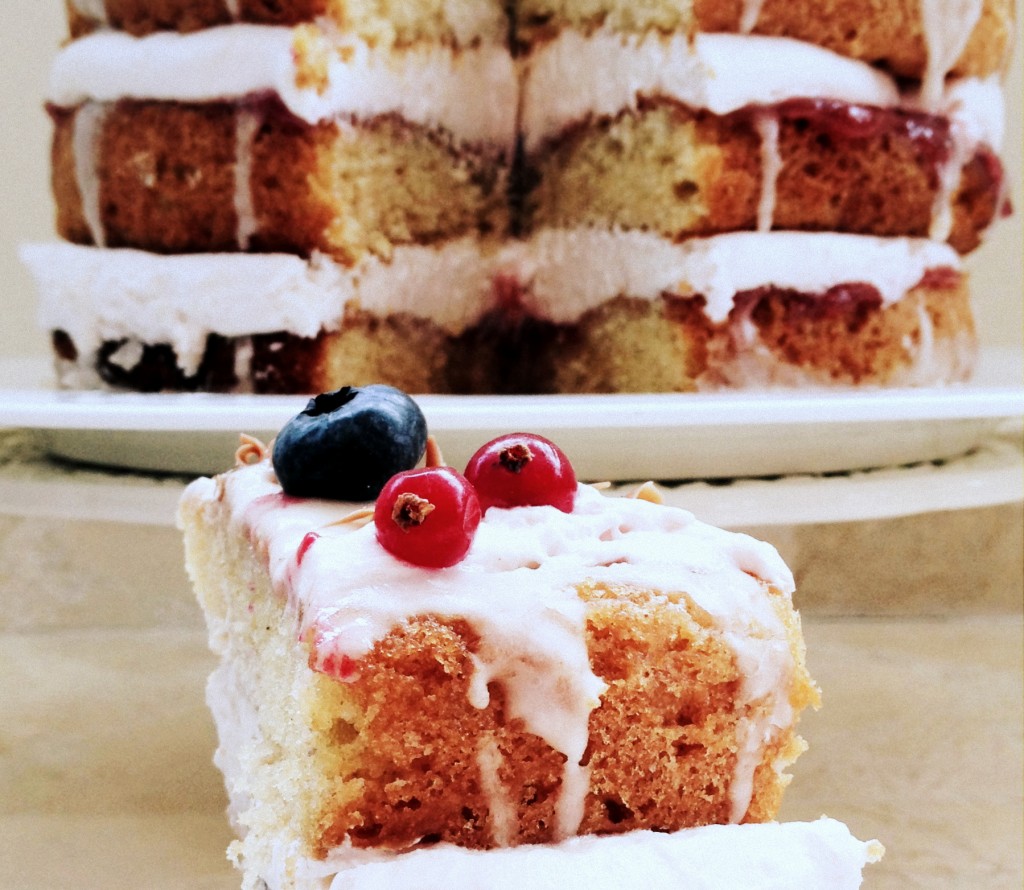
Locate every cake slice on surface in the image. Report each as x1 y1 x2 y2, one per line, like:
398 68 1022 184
178 387 885 889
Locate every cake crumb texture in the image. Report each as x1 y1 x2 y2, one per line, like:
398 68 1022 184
52 101 510 264
179 475 818 885
515 0 1014 80
524 101 1000 253
68 0 512 47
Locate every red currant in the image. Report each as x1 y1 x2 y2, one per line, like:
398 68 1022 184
463 433 576 513
375 466 482 568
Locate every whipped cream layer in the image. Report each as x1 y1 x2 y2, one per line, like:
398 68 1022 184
734 0 984 105
193 455 799 831
49 25 518 146
513 230 962 324
520 31 1005 152
24 232 960 371
312 820 882 890
21 240 499 375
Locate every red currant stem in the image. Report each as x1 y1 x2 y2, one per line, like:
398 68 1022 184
424 436 446 468
499 443 533 473
391 492 436 530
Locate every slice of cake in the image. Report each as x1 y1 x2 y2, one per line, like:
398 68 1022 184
21 230 972 393
509 5 1007 393
48 21 516 263
177 386 885 888
31 8 515 394
19 240 501 393
501 230 975 392
519 32 1005 251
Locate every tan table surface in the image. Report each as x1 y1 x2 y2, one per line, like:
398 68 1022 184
2 616 1021 889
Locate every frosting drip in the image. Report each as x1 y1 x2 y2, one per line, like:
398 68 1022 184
69 0 108 24
920 0 984 109
754 114 781 232
926 76 1006 241
211 460 797 837
475 735 516 846
233 107 262 250
739 0 767 34
71 103 108 248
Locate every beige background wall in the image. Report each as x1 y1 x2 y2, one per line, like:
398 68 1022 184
0 4 1020 360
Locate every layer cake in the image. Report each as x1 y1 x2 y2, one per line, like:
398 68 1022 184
24 1 1015 393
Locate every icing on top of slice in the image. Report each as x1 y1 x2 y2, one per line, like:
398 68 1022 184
196 453 799 828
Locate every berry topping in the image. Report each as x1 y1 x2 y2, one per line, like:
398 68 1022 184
296 531 320 566
318 651 360 683
464 433 576 512
375 466 481 568
273 385 427 501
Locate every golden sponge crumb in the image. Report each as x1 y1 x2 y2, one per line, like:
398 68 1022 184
518 295 714 394
304 116 509 264
516 0 700 41
68 0 511 47
525 105 754 240
320 0 510 48
51 101 510 265
516 0 1014 80
524 101 999 251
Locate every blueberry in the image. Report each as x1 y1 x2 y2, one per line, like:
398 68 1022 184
272 385 428 501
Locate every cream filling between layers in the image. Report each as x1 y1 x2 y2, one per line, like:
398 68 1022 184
521 32 1003 243
22 231 961 374
511 230 962 324
210 460 798 836
521 31 1005 148
523 32 898 151
21 240 499 376
48 25 518 147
